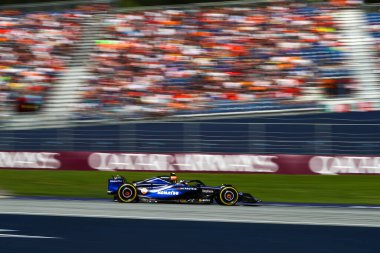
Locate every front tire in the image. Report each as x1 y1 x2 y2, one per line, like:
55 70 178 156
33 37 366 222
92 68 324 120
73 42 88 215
217 186 239 206
117 184 137 203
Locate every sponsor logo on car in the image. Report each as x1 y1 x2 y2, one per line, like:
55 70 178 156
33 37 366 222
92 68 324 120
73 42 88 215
109 179 123 183
140 188 148 195
157 191 179 196
179 187 197 191
202 189 214 194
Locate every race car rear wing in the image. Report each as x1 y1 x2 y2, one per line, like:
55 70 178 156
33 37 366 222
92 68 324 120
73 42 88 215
107 176 125 195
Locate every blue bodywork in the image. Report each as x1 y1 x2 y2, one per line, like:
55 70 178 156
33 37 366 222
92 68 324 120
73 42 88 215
109 176 207 200
108 178 124 193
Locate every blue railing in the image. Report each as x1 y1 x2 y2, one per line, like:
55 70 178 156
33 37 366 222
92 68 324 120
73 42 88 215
1 111 380 155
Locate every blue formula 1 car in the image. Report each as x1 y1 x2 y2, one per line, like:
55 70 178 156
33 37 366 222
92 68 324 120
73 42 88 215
107 173 261 206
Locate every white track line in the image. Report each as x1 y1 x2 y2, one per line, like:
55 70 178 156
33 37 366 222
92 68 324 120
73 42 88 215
0 233 60 239
1 210 379 228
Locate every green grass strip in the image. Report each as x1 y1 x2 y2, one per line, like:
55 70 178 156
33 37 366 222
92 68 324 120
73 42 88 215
0 170 379 205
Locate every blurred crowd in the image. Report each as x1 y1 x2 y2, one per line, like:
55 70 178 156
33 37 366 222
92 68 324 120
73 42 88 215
77 2 354 118
367 11 380 65
0 9 85 112
0 2 360 118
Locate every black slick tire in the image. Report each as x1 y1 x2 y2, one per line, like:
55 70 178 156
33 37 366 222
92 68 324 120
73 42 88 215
117 184 137 203
217 186 239 206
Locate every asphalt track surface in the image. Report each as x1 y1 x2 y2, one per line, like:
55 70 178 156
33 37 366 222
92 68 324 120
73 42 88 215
0 199 379 253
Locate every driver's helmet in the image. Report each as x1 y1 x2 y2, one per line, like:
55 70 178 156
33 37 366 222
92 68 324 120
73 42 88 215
170 173 178 183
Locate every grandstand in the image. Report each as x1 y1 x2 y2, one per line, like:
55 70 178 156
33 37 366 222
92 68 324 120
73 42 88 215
0 0 379 155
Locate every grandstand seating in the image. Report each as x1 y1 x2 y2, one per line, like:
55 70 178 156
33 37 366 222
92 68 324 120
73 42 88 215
1 1 380 123
367 11 380 61
0 9 84 112
0 1 380 155
73 2 355 119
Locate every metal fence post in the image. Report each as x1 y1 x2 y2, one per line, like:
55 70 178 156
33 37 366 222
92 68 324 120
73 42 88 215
4 130 15 151
0 128 7 150
119 123 136 152
58 127 73 151
0 128 5 150
183 122 200 152
314 123 332 155
249 123 266 154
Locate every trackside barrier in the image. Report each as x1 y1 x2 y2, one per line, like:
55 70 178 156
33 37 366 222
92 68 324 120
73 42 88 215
0 152 380 175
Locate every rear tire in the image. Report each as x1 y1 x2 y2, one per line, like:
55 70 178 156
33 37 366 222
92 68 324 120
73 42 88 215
117 184 137 203
217 186 239 206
